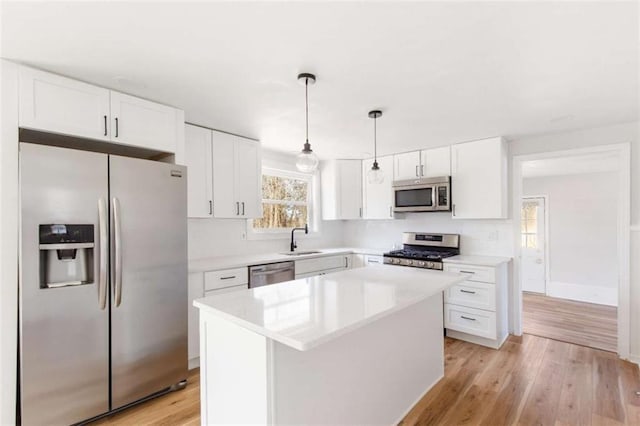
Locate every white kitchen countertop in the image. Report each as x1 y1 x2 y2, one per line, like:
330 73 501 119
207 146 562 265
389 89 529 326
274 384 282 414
188 247 386 273
443 254 512 267
193 265 466 351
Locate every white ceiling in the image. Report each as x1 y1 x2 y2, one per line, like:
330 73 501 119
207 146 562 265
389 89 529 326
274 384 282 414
522 151 621 178
1 1 638 159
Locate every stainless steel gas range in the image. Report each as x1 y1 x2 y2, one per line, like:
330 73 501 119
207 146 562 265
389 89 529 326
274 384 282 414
383 232 460 270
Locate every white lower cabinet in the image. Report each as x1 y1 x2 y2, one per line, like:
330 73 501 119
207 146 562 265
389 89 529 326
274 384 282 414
188 268 249 368
295 255 351 279
352 254 383 268
443 261 508 349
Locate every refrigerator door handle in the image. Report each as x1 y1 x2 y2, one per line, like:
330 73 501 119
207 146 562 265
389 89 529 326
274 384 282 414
113 197 123 307
98 198 108 310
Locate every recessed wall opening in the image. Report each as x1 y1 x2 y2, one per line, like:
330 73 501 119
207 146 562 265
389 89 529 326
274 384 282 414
513 145 630 355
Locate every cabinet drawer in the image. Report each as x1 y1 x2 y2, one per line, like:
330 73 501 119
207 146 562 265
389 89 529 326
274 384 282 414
295 255 349 275
444 304 497 339
444 281 496 311
204 284 247 298
364 255 383 265
444 264 495 283
204 267 248 291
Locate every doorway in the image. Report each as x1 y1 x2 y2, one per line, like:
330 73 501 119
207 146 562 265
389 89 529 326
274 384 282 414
512 144 630 356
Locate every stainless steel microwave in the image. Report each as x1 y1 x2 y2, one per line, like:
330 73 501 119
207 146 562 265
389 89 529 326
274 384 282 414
393 176 451 212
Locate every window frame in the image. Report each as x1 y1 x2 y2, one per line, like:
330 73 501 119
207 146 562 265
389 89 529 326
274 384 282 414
246 166 318 240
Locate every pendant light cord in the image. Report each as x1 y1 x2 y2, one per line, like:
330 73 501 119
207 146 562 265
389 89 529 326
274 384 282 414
305 78 309 143
374 115 377 162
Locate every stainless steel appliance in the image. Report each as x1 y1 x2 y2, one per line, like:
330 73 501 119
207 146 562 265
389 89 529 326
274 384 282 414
249 261 295 288
383 232 460 270
19 143 188 425
393 176 451 212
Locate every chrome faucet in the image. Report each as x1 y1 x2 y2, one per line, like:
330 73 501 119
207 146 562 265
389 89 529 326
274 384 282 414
290 224 309 252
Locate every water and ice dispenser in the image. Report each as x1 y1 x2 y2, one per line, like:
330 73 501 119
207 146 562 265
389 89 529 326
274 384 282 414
39 224 95 289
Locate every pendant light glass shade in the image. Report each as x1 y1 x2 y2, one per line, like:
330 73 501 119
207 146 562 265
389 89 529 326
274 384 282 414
296 73 319 173
367 110 384 184
368 161 384 184
296 142 319 173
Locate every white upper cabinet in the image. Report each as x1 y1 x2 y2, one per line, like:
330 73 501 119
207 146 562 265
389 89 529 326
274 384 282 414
110 91 181 153
421 146 451 178
18 66 184 155
234 139 261 218
321 160 362 220
19 66 111 141
212 130 262 219
451 137 507 219
393 151 421 181
185 124 213 218
362 155 394 219
394 146 450 180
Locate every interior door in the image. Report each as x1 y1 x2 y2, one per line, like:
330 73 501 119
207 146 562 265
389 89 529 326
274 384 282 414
521 197 547 293
109 155 188 409
20 143 110 425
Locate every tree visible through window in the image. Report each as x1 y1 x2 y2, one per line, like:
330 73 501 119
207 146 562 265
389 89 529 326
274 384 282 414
253 170 311 231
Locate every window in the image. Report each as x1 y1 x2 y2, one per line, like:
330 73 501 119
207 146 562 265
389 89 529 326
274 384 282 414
521 201 539 249
252 168 312 233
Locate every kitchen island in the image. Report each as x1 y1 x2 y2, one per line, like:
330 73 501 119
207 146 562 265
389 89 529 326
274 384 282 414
193 265 466 425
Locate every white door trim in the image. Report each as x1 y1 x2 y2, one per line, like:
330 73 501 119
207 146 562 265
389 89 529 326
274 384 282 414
511 143 631 360
521 195 549 294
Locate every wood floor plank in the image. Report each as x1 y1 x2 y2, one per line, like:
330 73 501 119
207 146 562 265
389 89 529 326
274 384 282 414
523 292 617 352
516 339 571 425
94 335 640 426
594 353 627 423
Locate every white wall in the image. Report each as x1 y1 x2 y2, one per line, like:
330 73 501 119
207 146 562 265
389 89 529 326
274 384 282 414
523 172 618 305
188 149 344 260
342 213 513 257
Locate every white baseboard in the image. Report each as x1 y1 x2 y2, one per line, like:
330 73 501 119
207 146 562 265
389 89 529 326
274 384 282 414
546 281 617 306
188 356 200 370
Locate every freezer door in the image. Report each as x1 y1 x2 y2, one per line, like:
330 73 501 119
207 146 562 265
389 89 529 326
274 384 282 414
19 143 110 425
109 155 188 409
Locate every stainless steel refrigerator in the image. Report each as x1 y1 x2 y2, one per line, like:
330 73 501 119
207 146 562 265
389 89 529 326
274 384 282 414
19 142 188 425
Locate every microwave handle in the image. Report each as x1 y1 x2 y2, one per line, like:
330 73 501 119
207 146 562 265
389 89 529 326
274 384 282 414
431 186 436 208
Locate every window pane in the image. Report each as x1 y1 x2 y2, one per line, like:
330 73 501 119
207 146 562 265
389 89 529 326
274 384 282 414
253 203 308 229
527 235 538 249
262 175 308 202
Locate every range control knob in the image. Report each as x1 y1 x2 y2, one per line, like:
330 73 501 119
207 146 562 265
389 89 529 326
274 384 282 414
417 261 425 267
407 260 414 266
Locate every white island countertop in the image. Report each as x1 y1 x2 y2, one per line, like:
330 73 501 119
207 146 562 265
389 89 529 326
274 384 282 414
194 265 466 351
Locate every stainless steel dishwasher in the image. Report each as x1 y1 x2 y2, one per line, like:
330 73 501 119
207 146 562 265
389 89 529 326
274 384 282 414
248 261 295 288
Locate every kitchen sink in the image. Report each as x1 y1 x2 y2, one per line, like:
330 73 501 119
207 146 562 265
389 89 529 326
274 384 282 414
280 251 323 256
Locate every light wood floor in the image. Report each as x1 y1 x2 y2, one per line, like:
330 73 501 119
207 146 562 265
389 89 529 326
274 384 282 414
523 292 617 352
95 334 640 426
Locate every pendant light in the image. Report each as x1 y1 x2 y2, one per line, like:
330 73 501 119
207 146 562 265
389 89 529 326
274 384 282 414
367 110 384 184
295 73 319 173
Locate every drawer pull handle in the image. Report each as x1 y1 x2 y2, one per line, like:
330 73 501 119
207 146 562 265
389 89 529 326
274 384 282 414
220 276 236 280
460 289 476 294
460 270 476 274
461 315 476 321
